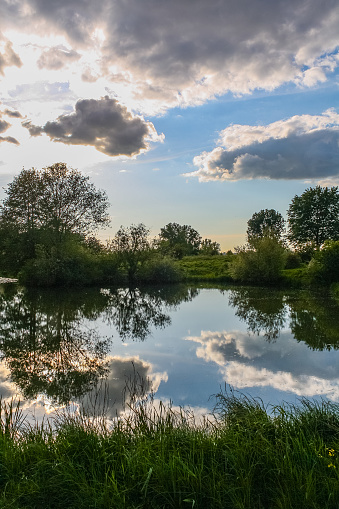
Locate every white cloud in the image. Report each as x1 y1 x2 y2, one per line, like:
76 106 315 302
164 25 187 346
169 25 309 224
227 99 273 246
185 110 339 181
186 330 339 399
1 0 339 112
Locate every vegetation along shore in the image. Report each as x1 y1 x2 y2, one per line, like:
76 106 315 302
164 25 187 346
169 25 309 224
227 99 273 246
1 390 339 509
1 162 339 289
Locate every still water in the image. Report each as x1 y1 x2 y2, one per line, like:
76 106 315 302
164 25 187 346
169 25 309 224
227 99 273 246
0 283 338 421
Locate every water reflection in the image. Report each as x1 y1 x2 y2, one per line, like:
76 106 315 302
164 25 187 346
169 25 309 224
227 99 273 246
0 284 198 406
228 286 339 350
228 287 287 341
0 287 112 404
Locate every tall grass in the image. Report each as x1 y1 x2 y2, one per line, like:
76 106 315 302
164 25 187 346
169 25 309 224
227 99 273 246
0 390 338 508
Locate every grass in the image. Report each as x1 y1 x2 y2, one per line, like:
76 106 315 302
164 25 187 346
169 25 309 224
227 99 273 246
0 390 339 508
177 255 233 282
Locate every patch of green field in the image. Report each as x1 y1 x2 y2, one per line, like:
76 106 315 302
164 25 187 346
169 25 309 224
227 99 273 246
177 255 233 282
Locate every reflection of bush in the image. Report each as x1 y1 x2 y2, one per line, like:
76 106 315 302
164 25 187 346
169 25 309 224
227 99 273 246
228 286 287 341
229 237 287 284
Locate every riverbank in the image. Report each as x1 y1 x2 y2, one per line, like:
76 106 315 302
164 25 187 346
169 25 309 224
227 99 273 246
1 393 338 508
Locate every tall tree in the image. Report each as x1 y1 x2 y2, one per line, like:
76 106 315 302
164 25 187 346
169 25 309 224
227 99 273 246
0 163 110 273
158 222 201 259
109 223 152 282
247 209 285 246
287 186 339 249
1 162 110 237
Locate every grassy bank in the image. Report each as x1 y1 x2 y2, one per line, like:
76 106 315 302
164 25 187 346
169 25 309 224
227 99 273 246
1 393 339 508
176 255 233 282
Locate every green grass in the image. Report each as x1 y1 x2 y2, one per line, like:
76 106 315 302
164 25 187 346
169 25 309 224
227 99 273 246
1 391 339 508
177 255 233 282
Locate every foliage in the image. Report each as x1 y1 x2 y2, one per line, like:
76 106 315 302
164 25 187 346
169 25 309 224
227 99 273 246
1 394 339 508
229 236 287 284
247 208 285 246
287 186 339 249
139 256 183 284
157 222 201 259
308 240 339 284
1 163 110 237
0 163 110 278
108 223 153 283
199 238 221 255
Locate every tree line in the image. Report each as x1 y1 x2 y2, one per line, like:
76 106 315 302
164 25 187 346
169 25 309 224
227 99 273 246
1 162 339 286
0 163 221 286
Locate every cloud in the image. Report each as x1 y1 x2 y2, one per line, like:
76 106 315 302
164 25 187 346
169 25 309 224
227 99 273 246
0 38 22 76
79 355 167 418
37 45 81 70
3 108 22 118
0 135 19 145
1 0 339 109
185 110 339 181
22 96 163 156
186 329 339 399
0 118 10 133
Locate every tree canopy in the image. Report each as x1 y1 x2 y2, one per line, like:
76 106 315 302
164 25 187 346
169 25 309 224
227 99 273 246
0 162 110 237
247 209 285 246
287 186 339 249
158 222 202 259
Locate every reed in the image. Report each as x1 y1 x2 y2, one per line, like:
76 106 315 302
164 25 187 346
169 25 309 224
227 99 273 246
0 390 338 508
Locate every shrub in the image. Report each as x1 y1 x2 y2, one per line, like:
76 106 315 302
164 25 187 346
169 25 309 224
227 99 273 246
229 236 287 284
138 256 183 284
308 240 339 284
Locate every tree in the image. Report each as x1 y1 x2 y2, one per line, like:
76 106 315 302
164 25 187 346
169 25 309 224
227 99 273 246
109 223 152 282
200 238 221 256
0 163 110 274
287 186 339 249
158 222 201 259
247 209 285 246
1 162 110 237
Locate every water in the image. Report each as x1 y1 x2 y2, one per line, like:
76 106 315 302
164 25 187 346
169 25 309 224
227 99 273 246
0 283 339 422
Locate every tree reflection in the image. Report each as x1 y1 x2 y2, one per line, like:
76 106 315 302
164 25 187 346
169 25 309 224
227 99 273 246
228 287 287 341
103 285 199 341
287 290 339 351
228 286 339 351
0 284 199 403
0 287 112 404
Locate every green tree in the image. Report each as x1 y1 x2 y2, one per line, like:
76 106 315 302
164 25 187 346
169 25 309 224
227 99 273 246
1 162 110 237
0 163 110 275
287 186 339 249
158 222 201 259
109 223 152 282
200 238 221 256
247 209 285 246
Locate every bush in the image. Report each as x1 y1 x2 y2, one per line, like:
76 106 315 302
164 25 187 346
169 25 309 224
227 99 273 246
138 256 183 284
229 236 287 284
308 240 339 284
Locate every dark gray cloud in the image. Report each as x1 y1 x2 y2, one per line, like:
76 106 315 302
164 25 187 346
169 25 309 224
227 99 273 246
37 45 81 70
0 135 19 145
22 96 161 156
3 108 22 118
0 40 22 76
0 118 10 133
187 111 339 181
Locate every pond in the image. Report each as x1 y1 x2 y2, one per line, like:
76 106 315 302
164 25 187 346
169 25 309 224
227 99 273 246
0 283 339 422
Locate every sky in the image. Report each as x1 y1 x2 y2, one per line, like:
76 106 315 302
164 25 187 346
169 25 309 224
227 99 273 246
0 0 338 250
